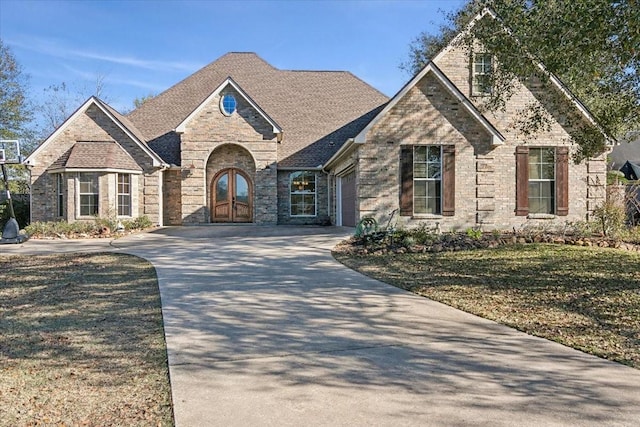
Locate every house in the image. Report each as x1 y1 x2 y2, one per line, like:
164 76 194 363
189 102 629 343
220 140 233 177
609 135 640 181
25 9 609 231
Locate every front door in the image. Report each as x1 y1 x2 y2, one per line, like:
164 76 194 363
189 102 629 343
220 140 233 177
211 168 252 222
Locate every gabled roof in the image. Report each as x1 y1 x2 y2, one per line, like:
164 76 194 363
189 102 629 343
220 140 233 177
25 96 166 168
432 8 611 142
353 61 505 146
175 77 282 134
47 141 143 173
127 52 389 167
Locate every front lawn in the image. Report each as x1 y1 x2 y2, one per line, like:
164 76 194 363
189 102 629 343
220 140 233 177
0 253 173 426
333 244 640 368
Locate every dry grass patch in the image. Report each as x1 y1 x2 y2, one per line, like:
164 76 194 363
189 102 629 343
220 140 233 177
0 253 173 426
334 244 640 368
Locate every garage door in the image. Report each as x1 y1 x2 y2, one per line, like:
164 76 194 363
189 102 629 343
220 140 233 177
340 171 356 227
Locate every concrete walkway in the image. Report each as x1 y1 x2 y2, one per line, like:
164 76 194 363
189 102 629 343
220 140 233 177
4 226 640 426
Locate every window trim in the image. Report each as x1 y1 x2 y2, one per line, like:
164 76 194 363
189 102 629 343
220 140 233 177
117 173 132 217
78 173 99 217
472 52 493 96
413 145 442 215
220 93 237 116
289 171 317 217
528 147 556 215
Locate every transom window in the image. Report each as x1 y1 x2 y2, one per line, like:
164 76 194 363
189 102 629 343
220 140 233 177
290 171 317 217
221 94 237 116
413 146 442 215
78 173 98 216
472 53 493 96
117 173 131 216
528 148 555 214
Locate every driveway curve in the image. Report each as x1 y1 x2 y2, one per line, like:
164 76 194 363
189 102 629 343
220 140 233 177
6 226 640 425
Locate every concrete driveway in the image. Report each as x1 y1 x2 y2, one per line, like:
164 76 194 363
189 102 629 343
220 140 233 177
6 226 640 425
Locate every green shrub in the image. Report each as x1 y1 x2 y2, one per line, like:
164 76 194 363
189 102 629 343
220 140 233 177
592 200 626 238
465 227 482 240
410 222 439 245
0 198 30 230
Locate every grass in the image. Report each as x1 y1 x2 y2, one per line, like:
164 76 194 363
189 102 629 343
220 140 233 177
334 243 640 369
0 253 173 426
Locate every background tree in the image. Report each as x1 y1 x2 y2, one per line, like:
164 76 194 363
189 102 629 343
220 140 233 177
40 74 109 132
133 93 155 109
0 39 32 142
402 0 640 160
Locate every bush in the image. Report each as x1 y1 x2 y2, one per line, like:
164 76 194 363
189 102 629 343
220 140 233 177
592 200 626 238
24 215 154 238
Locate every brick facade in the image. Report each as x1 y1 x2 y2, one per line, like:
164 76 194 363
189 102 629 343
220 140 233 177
29 103 162 225
335 43 607 232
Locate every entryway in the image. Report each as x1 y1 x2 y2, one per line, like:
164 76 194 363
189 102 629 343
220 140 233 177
211 168 253 222
340 171 356 226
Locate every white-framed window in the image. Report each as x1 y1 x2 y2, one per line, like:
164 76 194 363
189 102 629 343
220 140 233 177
220 93 237 116
290 171 317 217
528 148 555 214
472 53 493 96
57 173 64 217
413 146 442 215
78 173 98 216
117 173 131 216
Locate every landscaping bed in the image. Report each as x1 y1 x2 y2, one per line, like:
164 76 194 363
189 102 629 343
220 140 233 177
0 253 173 426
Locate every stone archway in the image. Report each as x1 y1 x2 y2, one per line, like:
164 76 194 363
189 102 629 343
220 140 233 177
206 144 256 223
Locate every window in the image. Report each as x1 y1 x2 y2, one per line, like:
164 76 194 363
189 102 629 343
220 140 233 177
290 171 316 216
413 146 442 215
528 148 555 214
57 174 64 217
515 146 569 216
79 173 98 216
117 174 131 216
220 94 237 116
400 145 455 217
472 53 493 95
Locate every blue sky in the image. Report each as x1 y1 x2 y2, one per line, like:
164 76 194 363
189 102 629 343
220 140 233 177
1 0 465 118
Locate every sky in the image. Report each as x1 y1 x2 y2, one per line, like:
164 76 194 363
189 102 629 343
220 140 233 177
1 0 466 120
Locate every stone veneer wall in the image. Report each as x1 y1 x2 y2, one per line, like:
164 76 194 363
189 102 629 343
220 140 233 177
276 170 330 225
177 87 278 224
350 45 607 232
30 104 162 224
432 43 606 228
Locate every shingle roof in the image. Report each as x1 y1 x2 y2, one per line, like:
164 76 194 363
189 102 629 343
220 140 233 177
127 52 389 167
48 141 143 172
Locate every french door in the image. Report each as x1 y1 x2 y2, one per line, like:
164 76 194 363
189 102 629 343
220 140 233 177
211 168 252 222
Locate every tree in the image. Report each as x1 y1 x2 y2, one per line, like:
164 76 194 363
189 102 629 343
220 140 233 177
402 0 640 160
133 93 155 109
0 39 32 141
40 74 110 132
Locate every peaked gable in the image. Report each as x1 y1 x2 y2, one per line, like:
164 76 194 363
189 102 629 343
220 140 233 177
175 77 282 134
25 96 166 168
432 8 610 142
354 61 505 146
126 52 388 168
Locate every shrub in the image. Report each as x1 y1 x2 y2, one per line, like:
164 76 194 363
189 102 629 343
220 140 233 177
410 222 440 245
465 227 482 240
592 200 626 238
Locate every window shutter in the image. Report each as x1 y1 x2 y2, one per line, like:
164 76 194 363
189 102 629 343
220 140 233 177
556 146 569 216
442 145 456 216
400 146 413 216
515 146 529 216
